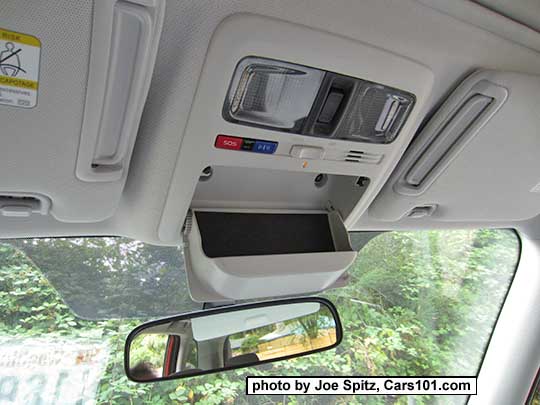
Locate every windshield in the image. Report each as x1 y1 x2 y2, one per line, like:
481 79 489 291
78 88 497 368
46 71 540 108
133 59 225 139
0 229 519 404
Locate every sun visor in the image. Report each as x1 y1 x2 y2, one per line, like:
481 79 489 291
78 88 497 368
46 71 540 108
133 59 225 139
369 70 540 223
0 0 164 222
183 209 357 302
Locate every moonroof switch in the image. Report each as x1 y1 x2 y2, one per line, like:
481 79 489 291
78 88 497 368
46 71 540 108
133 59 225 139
318 90 344 124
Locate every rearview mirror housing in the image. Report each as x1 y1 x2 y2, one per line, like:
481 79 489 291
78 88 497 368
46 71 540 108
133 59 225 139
124 297 342 382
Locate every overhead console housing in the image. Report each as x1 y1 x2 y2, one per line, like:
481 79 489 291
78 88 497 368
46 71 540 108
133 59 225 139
369 70 540 223
158 13 434 242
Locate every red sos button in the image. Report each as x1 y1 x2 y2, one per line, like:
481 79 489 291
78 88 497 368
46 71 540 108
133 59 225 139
215 135 242 150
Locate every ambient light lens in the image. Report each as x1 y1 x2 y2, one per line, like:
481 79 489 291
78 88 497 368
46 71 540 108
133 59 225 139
224 57 324 131
334 85 414 144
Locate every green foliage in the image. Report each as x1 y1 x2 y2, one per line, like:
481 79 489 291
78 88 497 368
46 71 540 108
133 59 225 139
0 230 519 404
0 243 94 337
130 334 168 371
239 335 260 354
532 388 540 405
10 238 197 319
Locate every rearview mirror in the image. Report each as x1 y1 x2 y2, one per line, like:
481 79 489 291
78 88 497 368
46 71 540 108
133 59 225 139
124 297 341 382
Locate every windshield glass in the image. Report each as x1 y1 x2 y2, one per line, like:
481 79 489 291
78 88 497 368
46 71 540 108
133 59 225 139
0 229 519 404
7 238 198 319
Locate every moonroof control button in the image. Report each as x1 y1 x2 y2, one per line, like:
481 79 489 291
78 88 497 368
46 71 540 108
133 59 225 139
318 89 344 124
290 145 324 159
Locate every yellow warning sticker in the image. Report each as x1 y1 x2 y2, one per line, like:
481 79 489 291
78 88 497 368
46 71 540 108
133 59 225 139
0 28 41 108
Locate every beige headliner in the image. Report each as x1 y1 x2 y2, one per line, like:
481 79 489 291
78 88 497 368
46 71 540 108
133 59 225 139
1 0 540 243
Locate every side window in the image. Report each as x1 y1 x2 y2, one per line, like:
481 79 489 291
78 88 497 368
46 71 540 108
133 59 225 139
129 333 169 379
324 229 519 378
532 389 540 405
529 374 540 405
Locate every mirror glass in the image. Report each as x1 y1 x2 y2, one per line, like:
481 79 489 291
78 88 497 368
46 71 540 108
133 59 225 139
125 298 340 381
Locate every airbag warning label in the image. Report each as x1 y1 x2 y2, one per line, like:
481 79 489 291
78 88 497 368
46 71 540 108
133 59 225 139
0 27 40 108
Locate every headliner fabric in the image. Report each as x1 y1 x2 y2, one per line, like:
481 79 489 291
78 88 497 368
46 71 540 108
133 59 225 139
474 0 540 33
2 0 540 241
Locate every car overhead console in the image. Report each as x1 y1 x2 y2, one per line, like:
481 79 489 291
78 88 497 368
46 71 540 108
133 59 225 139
183 209 357 302
222 56 415 144
157 14 433 243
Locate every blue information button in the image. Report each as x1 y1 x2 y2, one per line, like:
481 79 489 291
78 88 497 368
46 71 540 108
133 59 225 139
253 140 278 154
